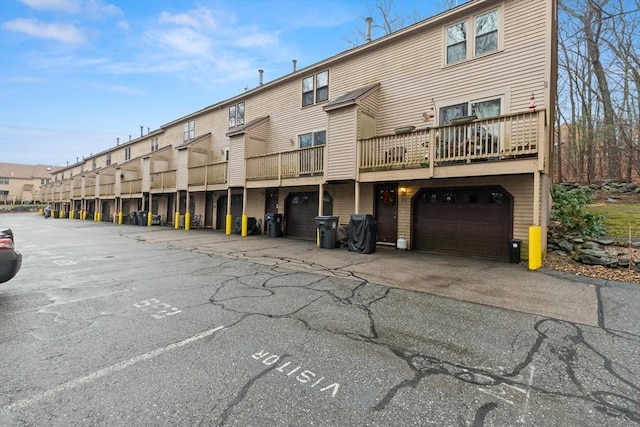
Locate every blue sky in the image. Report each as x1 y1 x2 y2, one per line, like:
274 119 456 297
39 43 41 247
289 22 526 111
0 0 448 167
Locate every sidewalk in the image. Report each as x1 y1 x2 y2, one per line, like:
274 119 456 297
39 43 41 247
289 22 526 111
126 227 602 327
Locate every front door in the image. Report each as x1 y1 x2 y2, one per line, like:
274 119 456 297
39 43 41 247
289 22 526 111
205 193 214 228
375 184 398 244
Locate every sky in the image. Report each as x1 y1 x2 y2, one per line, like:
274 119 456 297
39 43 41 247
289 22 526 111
0 0 447 167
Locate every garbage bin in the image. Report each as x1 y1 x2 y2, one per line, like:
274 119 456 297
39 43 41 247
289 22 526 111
509 239 522 263
266 213 283 237
137 211 148 226
315 216 339 249
348 214 377 254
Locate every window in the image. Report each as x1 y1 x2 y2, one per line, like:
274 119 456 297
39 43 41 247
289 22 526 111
302 71 329 107
151 137 159 152
92 159 97 170
228 102 245 128
298 130 326 148
475 10 498 56
446 22 467 64
106 153 112 166
183 120 195 141
40 178 50 185
0 177 9 185
445 8 499 64
125 147 132 161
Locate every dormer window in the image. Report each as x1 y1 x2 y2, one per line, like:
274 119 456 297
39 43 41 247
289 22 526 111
302 70 329 107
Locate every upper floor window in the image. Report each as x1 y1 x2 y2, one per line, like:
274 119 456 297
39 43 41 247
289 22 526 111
302 71 329 107
183 120 195 141
298 130 326 148
106 153 112 166
228 102 245 128
151 137 159 152
125 146 132 161
92 159 97 170
40 178 50 185
0 177 9 185
445 8 499 65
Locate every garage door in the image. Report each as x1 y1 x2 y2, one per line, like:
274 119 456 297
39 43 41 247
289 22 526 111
285 192 332 240
413 187 512 260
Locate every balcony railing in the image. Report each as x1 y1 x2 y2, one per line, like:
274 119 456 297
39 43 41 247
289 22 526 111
99 182 115 197
85 186 96 197
188 162 227 186
246 145 324 181
150 170 176 191
73 185 82 198
359 110 543 170
121 179 142 195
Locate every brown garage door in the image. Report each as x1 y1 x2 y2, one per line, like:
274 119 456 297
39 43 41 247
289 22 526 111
413 187 512 260
285 192 332 240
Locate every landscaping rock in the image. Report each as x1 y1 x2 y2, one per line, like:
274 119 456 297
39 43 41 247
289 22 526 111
577 248 618 266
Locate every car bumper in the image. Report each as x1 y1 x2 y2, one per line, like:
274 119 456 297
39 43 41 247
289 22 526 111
0 250 22 283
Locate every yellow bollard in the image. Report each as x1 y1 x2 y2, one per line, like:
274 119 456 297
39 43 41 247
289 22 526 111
60 210 64 219
226 214 233 235
175 212 180 229
185 212 191 231
241 215 248 237
69 210 74 219
317 228 320 246
39 208 43 216
528 225 542 270
118 212 123 225
97 212 102 222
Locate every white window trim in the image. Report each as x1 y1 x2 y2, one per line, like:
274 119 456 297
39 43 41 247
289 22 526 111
301 70 329 107
297 129 327 148
443 6 502 67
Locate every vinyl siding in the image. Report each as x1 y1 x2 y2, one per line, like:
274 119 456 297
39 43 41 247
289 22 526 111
228 135 246 187
327 108 356 181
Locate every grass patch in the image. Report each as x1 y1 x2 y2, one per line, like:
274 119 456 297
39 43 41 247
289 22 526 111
587 202 640 239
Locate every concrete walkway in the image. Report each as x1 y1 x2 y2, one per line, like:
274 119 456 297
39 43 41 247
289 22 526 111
126 227 603 327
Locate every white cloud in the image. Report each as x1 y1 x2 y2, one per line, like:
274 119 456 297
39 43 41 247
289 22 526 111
157 7 219 30
19 0 122 18
150 27 213 57
19 0 80 13
3 18 86 44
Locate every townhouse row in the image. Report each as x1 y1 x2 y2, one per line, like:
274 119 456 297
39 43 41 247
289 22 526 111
41 0 557 263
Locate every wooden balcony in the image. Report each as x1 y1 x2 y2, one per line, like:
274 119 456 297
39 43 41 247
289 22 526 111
359 110 544 177
246 146 324 182
150 170 176 192
188 162 227 187
121 179 142 197
99 183 115 198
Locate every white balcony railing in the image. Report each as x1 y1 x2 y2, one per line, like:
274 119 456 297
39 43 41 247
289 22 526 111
150 170 177 191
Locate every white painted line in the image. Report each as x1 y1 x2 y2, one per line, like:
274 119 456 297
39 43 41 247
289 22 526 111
4 326 225 411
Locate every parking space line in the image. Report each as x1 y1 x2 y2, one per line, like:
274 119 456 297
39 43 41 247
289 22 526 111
3 326 225 411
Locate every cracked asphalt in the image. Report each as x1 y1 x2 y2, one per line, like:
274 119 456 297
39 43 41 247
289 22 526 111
0 213 638 426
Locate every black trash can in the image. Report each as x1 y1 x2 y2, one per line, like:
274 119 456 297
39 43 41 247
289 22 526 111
137 211 148 226
348 214 377 254
315 216 339 249
509 239 522 263
266 213 283 237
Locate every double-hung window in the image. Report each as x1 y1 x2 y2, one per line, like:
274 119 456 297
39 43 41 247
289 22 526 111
298 130 326 148
228 102 245 128
151 137 159 152
183 120 195 141
106 153 112 166
125 147 132 161
302 71 329 107
445 8 499 65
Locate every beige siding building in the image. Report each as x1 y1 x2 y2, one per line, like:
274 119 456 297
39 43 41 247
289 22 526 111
0 163 58 204
42 0 557 262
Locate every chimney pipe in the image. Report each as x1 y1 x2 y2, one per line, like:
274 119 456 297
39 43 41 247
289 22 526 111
258 69 264 85
292 59 297 72
147 127 150 135
129 135 132 142
140 126 143 137
365 17 373 42
117 137 120 146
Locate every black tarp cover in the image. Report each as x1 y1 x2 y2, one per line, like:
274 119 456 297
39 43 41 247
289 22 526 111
348 214 377 253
